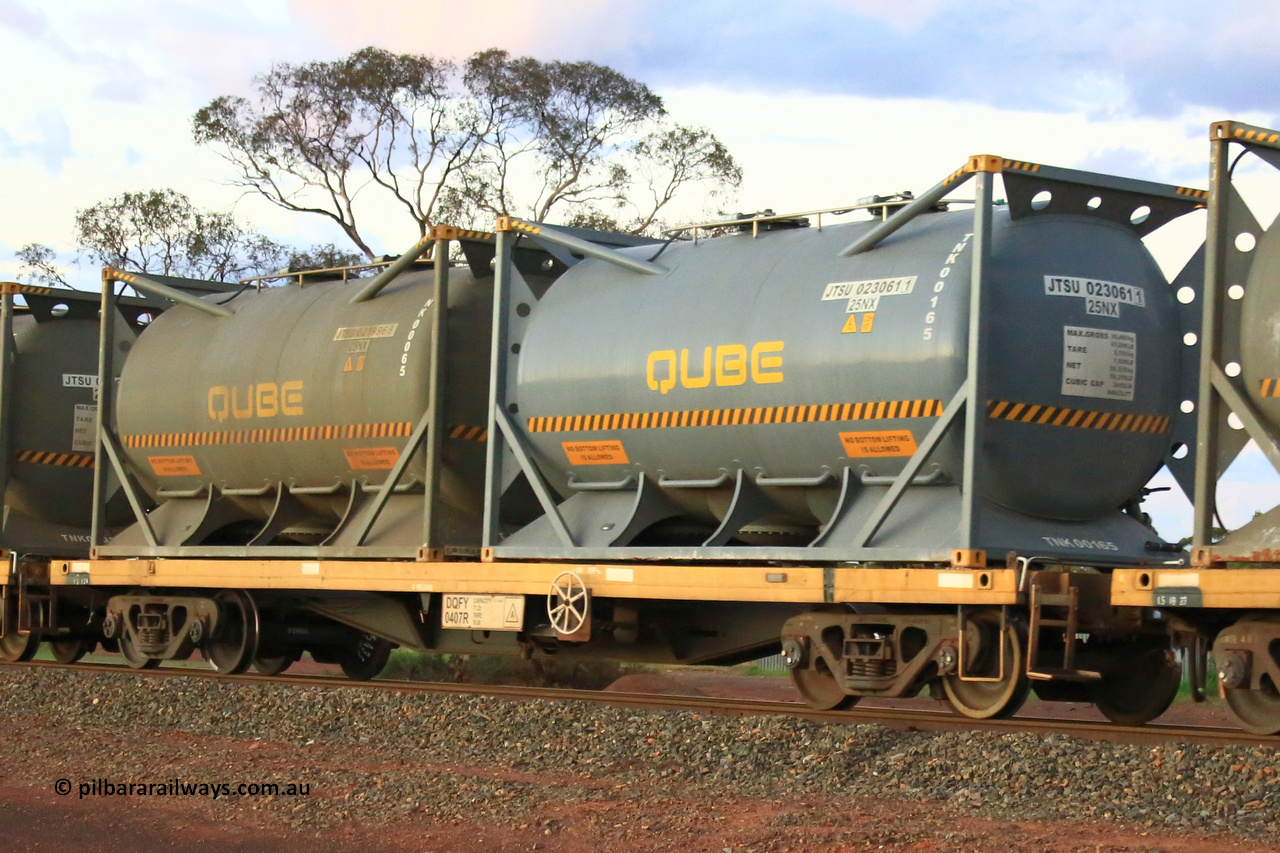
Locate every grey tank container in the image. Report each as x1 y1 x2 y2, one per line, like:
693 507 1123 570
502 207 1184 561
113 268 493 550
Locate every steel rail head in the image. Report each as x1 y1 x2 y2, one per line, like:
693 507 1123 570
103 268 234 318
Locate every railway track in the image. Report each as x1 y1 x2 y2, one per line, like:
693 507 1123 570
3 658 1275 749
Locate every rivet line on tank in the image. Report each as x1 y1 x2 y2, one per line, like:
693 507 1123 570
525 399 944 434
985 400 1171 433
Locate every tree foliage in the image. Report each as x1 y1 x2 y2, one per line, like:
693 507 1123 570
15 243 69 287
194 47 742 257
73 188 289 281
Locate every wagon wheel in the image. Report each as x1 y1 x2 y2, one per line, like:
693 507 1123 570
203 590 260 675
1091 640 1182 726
339 634 392 681
1225 681 1280 735
1220 616 1280 735
547 571 589 635
942 611 1030 720
49 638 93 665
118 628 160 669
0 597 39 662
791 659 858 710
252 651 299 676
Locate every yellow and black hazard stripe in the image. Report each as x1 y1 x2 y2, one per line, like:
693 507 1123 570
0 282 55 296
122 421 414 449
1234 127 1280 145
15 450 95 468
1002 160 1042 174
448 424 488 442
120 420 490 450
526 398 943 434
987 400 1171 433
496 216 543 236
1259 378 1280 398
428 224 495 242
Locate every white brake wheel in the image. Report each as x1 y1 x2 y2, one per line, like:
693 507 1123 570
547 571 588 635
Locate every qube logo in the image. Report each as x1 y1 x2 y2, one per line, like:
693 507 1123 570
207 381 304 421
646 341 784 394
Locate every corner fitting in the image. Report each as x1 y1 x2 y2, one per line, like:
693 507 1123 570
495 216 541 236
965 154 1005 174
951 549 988 569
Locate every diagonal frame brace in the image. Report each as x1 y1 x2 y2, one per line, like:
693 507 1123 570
350 406 433 547
856 382 968 547
839 161 983 257
99 430 157 548
1209 365 1280 479
492 409 575 548
497 217 665 277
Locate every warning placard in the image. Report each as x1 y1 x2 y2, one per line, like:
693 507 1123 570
839 430 918 458
562 440 629 466
148 455 201 477
441 594 525 631
343 446 400 470
1061 326 1136 401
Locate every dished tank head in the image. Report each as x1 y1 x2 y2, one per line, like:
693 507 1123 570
511 206 1181 543
6 315 134 530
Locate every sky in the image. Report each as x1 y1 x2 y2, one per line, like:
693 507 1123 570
0 0 1277 541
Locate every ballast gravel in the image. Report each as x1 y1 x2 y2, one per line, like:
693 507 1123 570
2 667 1278 842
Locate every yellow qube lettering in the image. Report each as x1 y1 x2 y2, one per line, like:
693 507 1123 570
680 347 712 389
281 380 304 416
207 386 229 422
255 383 278 417
207 380 304 419
647 350 677 394
647 341 783 391
751 341 785 384
231 385 254 419
714 344 747 386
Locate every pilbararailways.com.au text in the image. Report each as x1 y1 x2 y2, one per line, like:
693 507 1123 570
55 777 310 799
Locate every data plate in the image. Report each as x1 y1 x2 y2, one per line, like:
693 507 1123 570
441 594 525 631
1153 587 1203 608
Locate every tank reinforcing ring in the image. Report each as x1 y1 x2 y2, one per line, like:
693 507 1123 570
548 571 589 636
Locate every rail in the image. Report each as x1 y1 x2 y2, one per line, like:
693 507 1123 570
1 658 1272 749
